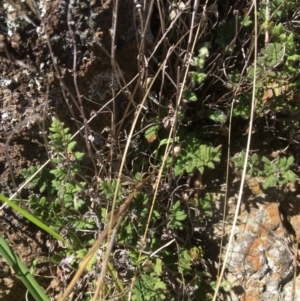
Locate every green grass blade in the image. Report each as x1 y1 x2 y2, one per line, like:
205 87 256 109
0 235 50 301
133 279 143 301
0 193 70 248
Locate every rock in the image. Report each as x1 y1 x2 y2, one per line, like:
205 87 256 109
223 199 294 301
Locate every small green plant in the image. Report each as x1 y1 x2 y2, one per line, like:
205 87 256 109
232 151 296 189
193 193 214 217
172 133 222 176
21 117 98 266
100 179 122 204
21 165 54 195
190 43 210 85
22 117 88 227
134 274 167 301
168 200 187 230
228 0 300 122
196 109 227 124
133 258 167 301
48 117 86 211
183 88 198 102
178 246 203 274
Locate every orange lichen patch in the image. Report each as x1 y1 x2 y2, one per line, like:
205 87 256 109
245 279 262 301
272 272 282 283
246 238 264 272
264 203 281 228
242 222 259 233
257 224 269 236
244 296 261 301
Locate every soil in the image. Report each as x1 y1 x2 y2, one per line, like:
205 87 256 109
0 206 50 301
